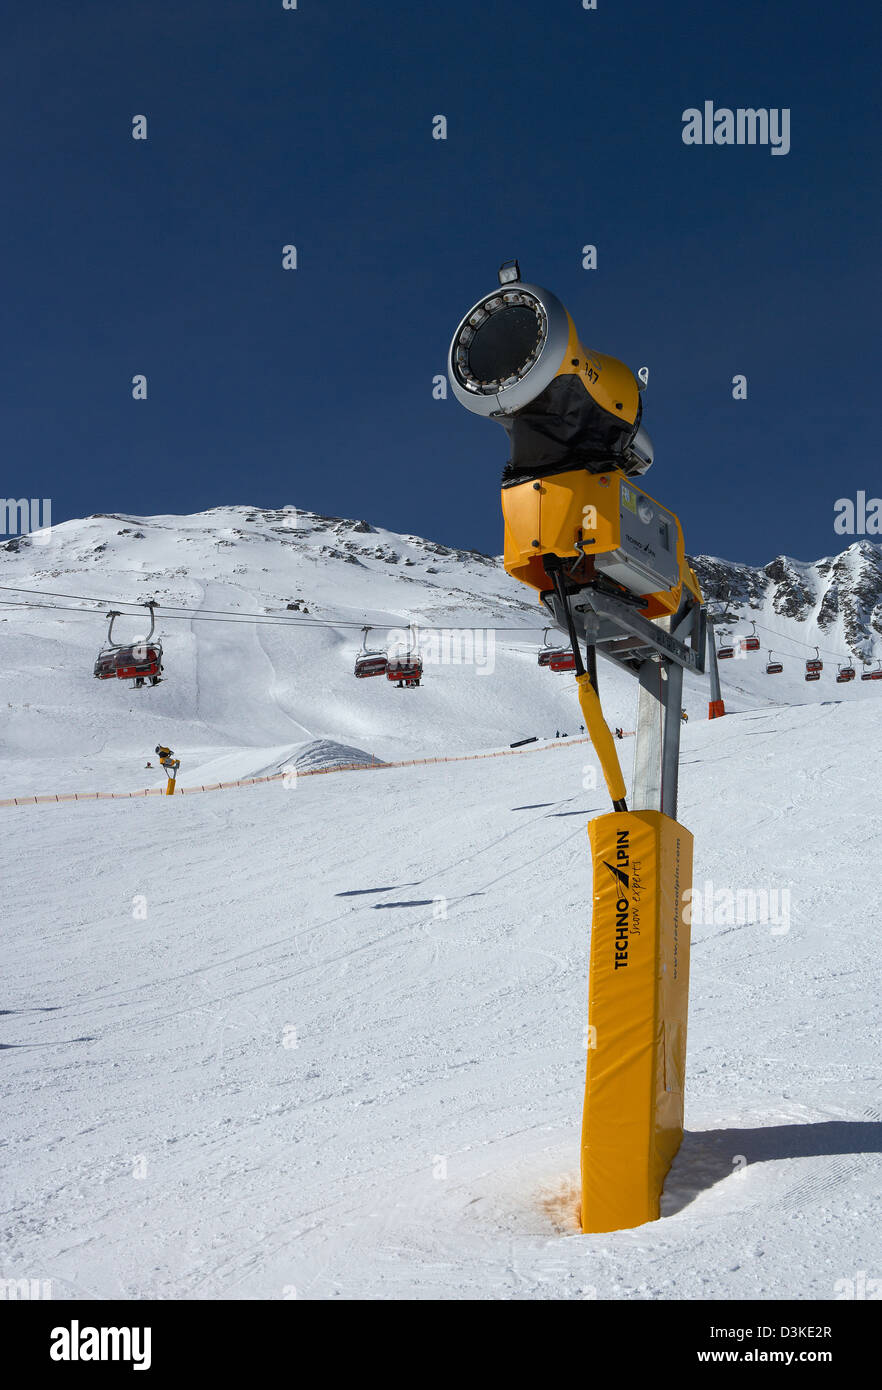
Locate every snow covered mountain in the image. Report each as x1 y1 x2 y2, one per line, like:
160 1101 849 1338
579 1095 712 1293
0 504 583 794
1 504 880 798
690 540 882 661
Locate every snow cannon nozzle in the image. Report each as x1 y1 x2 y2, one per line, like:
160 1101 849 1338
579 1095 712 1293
447 265 653 483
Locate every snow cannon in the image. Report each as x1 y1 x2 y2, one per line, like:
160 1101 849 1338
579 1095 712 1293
446 262 708 1239
447 259 654 483
447 263 701 624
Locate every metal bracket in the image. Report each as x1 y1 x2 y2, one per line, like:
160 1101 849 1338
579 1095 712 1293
542 583 708 818
543 586 706 678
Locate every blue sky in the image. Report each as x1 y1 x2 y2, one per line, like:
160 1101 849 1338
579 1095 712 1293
3 0 879 565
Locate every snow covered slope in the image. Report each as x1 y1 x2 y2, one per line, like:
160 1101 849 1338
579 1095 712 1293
1 699 880 1300
2 505 880 801
0 505 620 796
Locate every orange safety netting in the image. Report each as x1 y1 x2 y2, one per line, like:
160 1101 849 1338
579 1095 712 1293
0 731 633 808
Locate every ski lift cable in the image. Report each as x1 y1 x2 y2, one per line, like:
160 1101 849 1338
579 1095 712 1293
0 582 392 624
710 610 870 666
751 623 864 665
0 584 549 633
3 583 877 661
1 596 344 626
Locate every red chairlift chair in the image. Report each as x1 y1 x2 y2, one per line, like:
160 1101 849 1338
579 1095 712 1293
354 627 388 678
387 656 423 688
93 602 163 687
386 629 423 687
538 627 574 669
805 647 823 675
537 628 556 666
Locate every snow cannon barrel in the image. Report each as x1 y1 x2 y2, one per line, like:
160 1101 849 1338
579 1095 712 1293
447 263 702 620
447 262 653 484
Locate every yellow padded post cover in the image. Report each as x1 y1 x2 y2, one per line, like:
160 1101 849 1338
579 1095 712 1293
581 810 693 1233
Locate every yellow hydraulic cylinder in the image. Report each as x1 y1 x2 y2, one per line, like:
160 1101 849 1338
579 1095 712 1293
581 810 693 1233
575 673 626 804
